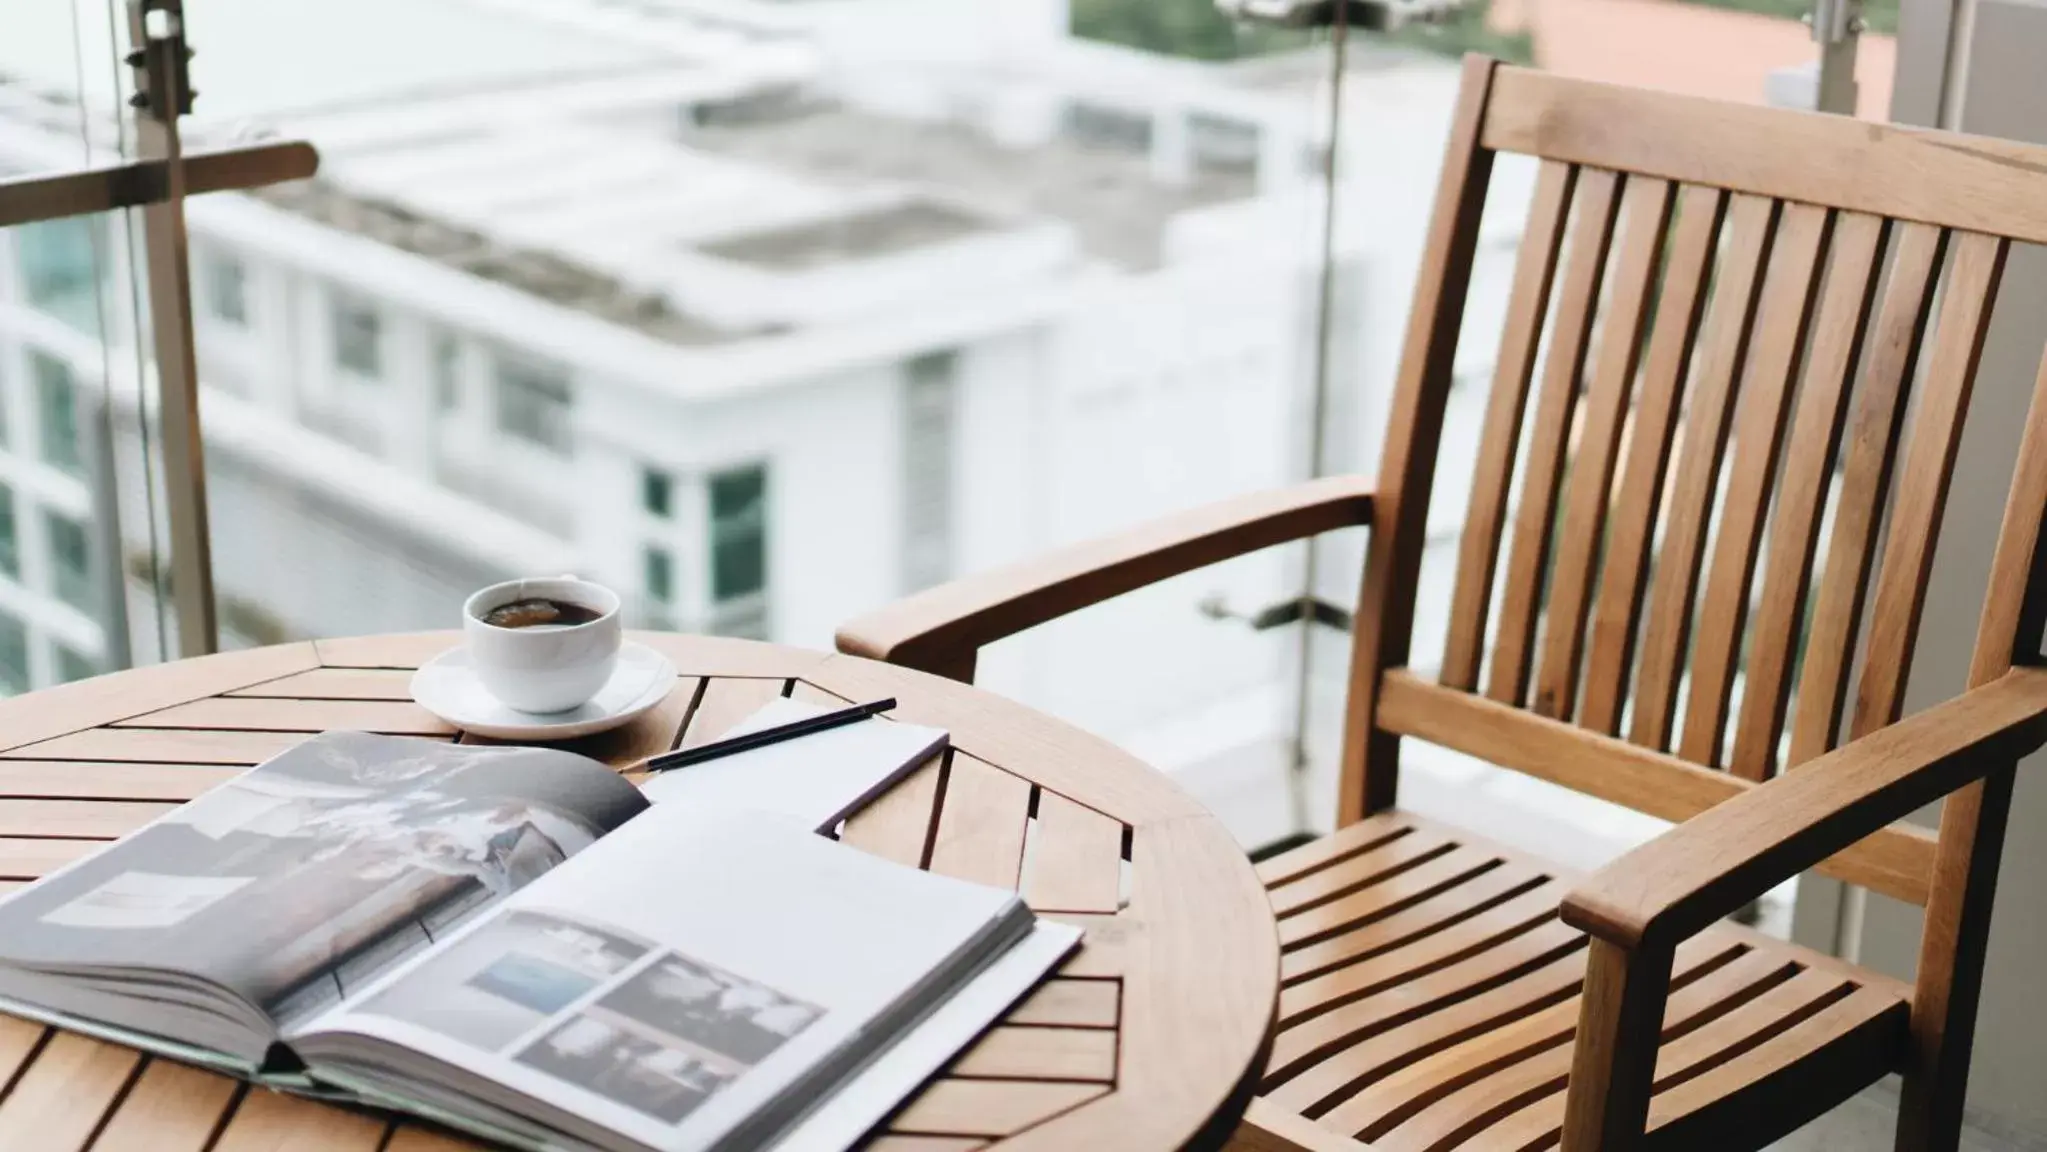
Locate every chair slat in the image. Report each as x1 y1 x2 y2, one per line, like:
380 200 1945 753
1642 988 1905 1146
1441 160 1578 691
1729 213 1888 781
1850 232 2012 738
1534 177 1675 720
1678 203 1833 767
1486 168 1625 706
1788 224 1948 766
1351 948 1791 1147
1579 186 1727 735
1260 947 1592 1118
1629 194 1778 750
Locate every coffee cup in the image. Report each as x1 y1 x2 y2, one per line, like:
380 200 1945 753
463 576 622 713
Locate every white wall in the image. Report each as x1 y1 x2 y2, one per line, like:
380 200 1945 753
1839 3 2047 1140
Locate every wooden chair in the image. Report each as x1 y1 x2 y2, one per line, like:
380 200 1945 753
837 56 2047 1152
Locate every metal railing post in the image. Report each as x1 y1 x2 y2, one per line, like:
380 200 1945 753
127 0 217 656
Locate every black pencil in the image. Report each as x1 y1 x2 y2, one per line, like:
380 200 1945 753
642 697 898 773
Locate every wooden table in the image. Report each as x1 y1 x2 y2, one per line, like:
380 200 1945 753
0 632 1276 1152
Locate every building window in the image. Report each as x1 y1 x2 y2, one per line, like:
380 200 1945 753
30 353 83 476
902 350 957 593
53 644 96 685
496 357 573 453
45 510 92 612
16 217 103 331
434 332 461 412
642 468 672 519
1062 101 1152 153
708 464 768 638
0 609 25 694
332 295 382 377
644 545 674 604
205 253 248 326
0 482 18 579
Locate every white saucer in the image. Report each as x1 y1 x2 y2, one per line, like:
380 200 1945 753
410 642 678 741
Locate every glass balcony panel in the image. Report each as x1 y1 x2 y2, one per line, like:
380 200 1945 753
0 0 173 686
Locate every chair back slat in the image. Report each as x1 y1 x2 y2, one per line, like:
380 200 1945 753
1485 168 1624 707
1440 160 1578 692
1787 223 1947 766
1578 185 1727 735
1848 233 2011 738
1627 194 1778 749
1728 212 1889 780
1675 204 1834 766
1533 177 1675 720
1480 67 2047 245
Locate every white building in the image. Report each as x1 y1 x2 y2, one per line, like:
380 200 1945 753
0 0 1535 846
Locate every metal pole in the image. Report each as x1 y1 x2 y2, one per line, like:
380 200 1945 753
1810 0 1866 114
85 390 133 671
126 0 218 656
1285 11 1351 836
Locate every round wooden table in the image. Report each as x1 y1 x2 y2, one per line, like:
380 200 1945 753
0 633 1276 1152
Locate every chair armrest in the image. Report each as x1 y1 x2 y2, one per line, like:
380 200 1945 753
1561 665 2047 952
835 475 1375 678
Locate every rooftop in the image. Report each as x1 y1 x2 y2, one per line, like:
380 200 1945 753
699 199 995 269
250 178 750 345
684 101 1256 270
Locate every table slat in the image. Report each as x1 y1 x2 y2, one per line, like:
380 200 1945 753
0 644 319 756
864 1137 987 1152
113 698 454 736
0 762 240 801
929 753 1031 890
0 1032 140 1150
0 1015 47 1094
385 1125 485 1151
953 1026 1117 1082
0 838 99 881
679 678 787 749
313 633 453 669
1041 915 1134 980
889 1080 1108 1138
1007 980 1120 1029
0 799 175 839
0 729 313 765
88 1060 241 1152
227 668 415 700
463 678 703 771
842 756 944 867
1022 793 1123 914
210 1088 389 1152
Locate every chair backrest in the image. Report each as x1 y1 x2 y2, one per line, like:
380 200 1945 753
1342 57 2047 916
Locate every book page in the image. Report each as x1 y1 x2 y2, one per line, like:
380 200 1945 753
0 732 649 1031
296 804 1023 1152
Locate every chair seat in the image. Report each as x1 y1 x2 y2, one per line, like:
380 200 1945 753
1244 810 1910 1151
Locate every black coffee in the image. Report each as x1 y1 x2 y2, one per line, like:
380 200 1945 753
481 598 603 629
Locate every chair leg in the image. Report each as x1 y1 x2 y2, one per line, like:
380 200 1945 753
1560 939 1673 1152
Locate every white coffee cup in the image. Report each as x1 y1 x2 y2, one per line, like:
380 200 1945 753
462 576 623 714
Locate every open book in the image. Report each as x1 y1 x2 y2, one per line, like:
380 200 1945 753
0 728 1079 1151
